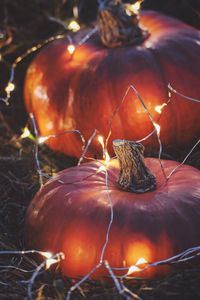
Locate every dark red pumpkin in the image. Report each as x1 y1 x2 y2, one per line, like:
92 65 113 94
24 7 200 157
24 8 200 159
25 140 200 279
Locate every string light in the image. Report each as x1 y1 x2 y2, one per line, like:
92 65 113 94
0 25 98 104
29 82 199 299
0 33 72 104
104 84 167 180
27 252 65 300
30 113 43 186
1 9 199 298
28 90 199 299
168 83 200 103
0 249 65 271
167 138 200 180
67 25 98 55
78 129 97 165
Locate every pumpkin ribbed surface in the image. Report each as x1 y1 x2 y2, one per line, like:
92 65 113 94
25 158 200 279
24 11 200 158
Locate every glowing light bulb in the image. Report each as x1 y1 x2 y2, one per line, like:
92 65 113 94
41 251 65 269
68 20 80 32
98 165 107 173
41 251 53 259
5 82 15 94
153 122 161 135
155 103 167 114
67 44 75 55
21 127 31 139
38 136 49 144
128 0 142 14
127 257 148 275
46 257 59 269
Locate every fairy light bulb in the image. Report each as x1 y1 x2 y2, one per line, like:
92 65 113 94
38 136 49 144
20 126 36 141
68 20 80 32
127 257 148 275
41 251 53 259
5 82 15 99
21 127 31 139
128 0 143 14
67 44 76 54
41 251 65 269
155 103 167 114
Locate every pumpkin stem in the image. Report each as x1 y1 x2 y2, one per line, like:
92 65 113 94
97 0 149 48
113 139 156 193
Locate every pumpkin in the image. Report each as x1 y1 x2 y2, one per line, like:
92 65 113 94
24 1 200 157
23 2 200 159
25 140 200 279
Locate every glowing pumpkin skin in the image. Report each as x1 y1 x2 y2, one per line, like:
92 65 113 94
24 10 200 158
25 156 200 279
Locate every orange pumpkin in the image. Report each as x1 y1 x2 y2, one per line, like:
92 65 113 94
24 6 200 159
25 140 200 279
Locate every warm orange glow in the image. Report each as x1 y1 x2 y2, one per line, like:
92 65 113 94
67 44 76 54
125 233 173 278
155 103 167 114
126 239 152 269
